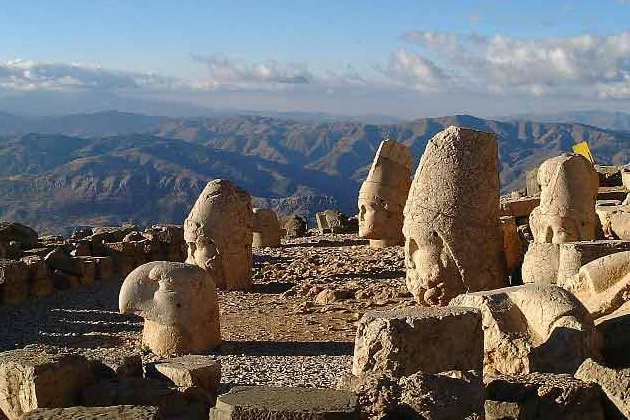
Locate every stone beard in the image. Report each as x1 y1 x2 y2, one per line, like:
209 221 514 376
403 126 507 306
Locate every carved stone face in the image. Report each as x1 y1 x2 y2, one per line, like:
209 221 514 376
358 196 392 239
404 224 462 306
119 261 220 356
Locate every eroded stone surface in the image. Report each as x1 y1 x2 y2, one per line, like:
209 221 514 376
252 208 283 248
149 355 220 403
403 126 507 306
575 358 630 418
485 372 605 420
209 386 358 419
0 347 94 419
184 179 254 291
450 284 598 376
20 405 160 419
357 139 411 248
352 306 483 377
119 261 221 356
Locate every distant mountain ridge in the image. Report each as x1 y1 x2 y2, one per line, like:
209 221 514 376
499 110 630 132
0 112 628 233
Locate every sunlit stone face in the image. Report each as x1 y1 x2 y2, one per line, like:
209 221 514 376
404 224 462 306
357 197 392 239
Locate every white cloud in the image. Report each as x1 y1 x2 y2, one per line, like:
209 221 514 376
191 54 312 87
401 30 630 98
0 59 180 92
377 49 450 91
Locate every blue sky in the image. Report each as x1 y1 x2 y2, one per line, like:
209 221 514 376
0 1 629 117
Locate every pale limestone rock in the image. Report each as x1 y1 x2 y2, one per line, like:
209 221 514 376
403 126 507 305
521 243 561 284
575 358 630 418
562 251 630 318
596 203 630 240
316 209 350 234
358 139 412 248
485 372 605 420
529 153 599 244
352 307 483 377
20 405 160 419
149 355 220 402
184 179 253 291
339 370 483 420
0 348 94 419
500 196 540 218
119 261 220 357
450 284 599 376
209 386 359 419
252 208 283 248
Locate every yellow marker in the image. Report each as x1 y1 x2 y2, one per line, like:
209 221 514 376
572 141 595 164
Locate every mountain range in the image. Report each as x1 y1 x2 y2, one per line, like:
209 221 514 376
0 111 628 234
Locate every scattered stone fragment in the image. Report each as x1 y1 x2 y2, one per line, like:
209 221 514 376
575 358 630 418
485 372 605 420
209 386 359 419
148 355 220 403
0 347 94 419
450 284 598 376
352 307 483 377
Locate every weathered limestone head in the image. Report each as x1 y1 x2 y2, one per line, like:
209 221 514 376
184 179 254 290
119 261 220 356
530 153 599 243
252 207 283 248
403 126 506 306
358 139 412 247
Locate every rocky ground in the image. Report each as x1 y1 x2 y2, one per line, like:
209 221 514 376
0 233 414 391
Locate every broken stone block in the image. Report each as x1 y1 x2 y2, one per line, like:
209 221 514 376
0 222 38 250
81 377 207 419
595 301 630 367
623 166 630 190
71 257 97 286
316 209 352 234
93 256 114 281
526 167 540 196
20 405 161 419
252 208 283 248
500 196 540 218
352 307 483 377
450 284 598 376
521 243 561 284
21 256 54 298
596 165 623 187
339 370 483 420
89 354 143 379
501 216 524 277
283 215 307 238
209 386 359 419
0 348 94 419
598 186 628 202
556 240 630 287
148 355 220 403
575 358 630 418
0 259 29 305
485 372 605 420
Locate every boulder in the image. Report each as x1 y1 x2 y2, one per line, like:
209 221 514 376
352 307 483 377
485 372 605 419
575 358 630 418
0 348 94 419
521 243 560 284
21 256 54 298
450 284 598 376
0 259 28 305
148 355 220 404
0 222 37 250
209 386 358 419
283 215 307 239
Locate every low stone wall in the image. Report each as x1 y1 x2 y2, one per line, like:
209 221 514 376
0 223 186 306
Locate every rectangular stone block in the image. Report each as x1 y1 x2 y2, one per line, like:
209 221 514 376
598 186 628 202
352 307 483 377
0 348 94 419
21 256 54 299
71 257 97 286
500 197 540 218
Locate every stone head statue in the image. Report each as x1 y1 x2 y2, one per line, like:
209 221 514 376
119 261 220 356
403 126 507 306
530 153 599 244
184 179 254 290
358 139 412 248
252 207 283 248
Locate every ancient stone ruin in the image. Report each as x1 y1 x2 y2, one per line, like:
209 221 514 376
252 207 283 248
357 139 412 248
403 126 507 306
184 179 254 291
3 126 630 419
119 261 221 356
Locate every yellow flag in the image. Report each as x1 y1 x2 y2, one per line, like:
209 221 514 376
572 141 595 164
